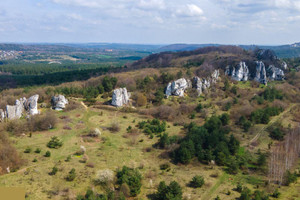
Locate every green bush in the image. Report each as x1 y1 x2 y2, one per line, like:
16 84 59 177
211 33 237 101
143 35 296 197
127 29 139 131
24 147 32 153
34 148 41 154
156 181 182 200
269 127 284 141
138 119 166 136
66 168 76 181
195 103 203 113
44 151 51 157
116 166 142 197
190 175 205 188
49 166 58 176
47 136 63 149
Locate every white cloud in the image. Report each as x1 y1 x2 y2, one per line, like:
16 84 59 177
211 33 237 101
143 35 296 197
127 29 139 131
176 4 204 17
138 0 165 10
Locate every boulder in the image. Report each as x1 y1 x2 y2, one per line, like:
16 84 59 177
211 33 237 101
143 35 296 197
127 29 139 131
267 65 285 81
254 61 267 85
165 78 191 97
24 95 39 115
51 95 69 111
111 88 130 107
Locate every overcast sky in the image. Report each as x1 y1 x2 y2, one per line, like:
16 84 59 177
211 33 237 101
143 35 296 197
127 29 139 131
0 0 300 45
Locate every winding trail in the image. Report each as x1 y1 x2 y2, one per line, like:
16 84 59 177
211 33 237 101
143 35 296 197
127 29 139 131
249 103 297 146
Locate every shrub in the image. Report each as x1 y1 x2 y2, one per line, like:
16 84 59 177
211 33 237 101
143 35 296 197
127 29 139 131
284 170 297 186
109 122 120 133
219 113 230 126
66 168 76 181
65 155 71 162
32 158 37 162
159 163 170 171
27 111 57 131
94 169 114 185
34 148 41 154
261 87 283 102
272 189 280 198
190 175 205 188
24 147 32 153
195 103 203 113
44 151 51 157
136 93 147 107
138 118 166 136
156 181 182 200
49 167 58 175
157 133 178 149
47 136 63 149
269 127 284 141
0 133 23 174
116 166 142 197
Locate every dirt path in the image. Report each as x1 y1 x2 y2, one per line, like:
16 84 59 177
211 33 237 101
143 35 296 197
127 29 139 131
249 103 297 145
81 101 88 110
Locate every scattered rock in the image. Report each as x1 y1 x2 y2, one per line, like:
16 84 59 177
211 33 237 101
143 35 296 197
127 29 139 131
51 95 69 111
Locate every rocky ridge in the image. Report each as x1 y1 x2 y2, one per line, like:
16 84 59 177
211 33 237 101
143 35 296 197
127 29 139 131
165 69 220 97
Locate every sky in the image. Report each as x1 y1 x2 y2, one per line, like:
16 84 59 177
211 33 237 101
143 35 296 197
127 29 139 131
0 0 300 45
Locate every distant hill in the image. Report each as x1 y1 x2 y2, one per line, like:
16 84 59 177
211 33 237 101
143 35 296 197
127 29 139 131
158 43 300 58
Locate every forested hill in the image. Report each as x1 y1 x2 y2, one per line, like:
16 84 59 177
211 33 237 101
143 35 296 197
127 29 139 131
130 45 283 71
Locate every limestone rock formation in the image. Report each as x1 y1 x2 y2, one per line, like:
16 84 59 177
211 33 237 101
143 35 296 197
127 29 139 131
226 62 249 81
24 95 39 115
0 109 6 121
6 105 19 119
267 65 285 81
281 61 288 70
51 95 69 111
111 88 130 107
165 78 191 97
254 61 268 85
211 69 220 83
192 76 203 95
3 94 39 120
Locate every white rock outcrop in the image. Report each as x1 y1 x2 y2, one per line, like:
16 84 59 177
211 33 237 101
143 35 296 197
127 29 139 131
24 94 39 115
51 95 69 111
267 65 285 81
226 62 249 81
111 88 130 107
254 61 267 85
3 94 39 120
165 78 191 97
167 70 220 97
